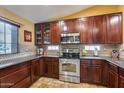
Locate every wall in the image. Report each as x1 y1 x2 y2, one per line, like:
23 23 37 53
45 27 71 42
0 6 35 52
62 5 122 19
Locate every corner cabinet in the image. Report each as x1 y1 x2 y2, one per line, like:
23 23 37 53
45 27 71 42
119 68 124 88
108 63 119 88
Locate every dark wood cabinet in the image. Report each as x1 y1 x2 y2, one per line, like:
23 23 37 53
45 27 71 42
80 59 103 85
50 21 60 44
11 77 31 88
31 59 41 83
65 19 79 33
102 61 109 86
92 15 106 43
91 60 103 84
44 57 59 79
119 68 124 88
39 58 45 76
80 60 91 83
59 19 79 33
35 12 122 45
108 63 118 88
106 13 122 44
0 62 31 88
35 23 43 47
78 17 94 43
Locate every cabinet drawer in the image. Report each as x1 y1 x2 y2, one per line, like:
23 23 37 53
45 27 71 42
92 60 103 65
80 60 91 65
109 63 118 73
0 67 30 88
0 62 30 78
11 76 31 88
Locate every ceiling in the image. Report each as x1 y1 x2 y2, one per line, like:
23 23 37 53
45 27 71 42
2 5 92 23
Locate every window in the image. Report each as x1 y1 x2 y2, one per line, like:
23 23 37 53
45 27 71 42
47 45 59 50
0 21 18 54
84 45 101 51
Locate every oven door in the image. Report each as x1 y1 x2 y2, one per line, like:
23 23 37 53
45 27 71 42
59 59 80 76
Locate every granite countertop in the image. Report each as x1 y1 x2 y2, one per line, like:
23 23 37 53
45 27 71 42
1 54 124 70
80 56 124 69
0 55 42 69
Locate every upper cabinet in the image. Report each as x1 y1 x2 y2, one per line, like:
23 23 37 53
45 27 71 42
50 21 60 44
42 23 51 45
79 12 122 44
78 17 94 44
106 13 122 44
59 19 79 33
35 12 122 46
92 15 106 43
35 23 43 47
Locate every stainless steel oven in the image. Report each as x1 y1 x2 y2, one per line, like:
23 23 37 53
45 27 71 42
59 59 80 83
59 48 80 83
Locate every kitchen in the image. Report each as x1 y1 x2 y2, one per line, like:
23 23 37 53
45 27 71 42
0 5 124 88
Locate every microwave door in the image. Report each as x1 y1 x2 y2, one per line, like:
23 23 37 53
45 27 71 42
75 36 80 43
61 37 67 44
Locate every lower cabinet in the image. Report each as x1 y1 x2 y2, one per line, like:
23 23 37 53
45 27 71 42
119 68 124 88
92 60 103 84
44 57 59 79
108 63 118 88
0 62 31 88
39 58 45 76
80 59 103 85
102 61 109 86
80 60 91 83
11 77 31 88
31 58 41 83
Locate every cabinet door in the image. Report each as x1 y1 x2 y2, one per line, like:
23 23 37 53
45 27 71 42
31 59 40 83
50 22 60 44
78 17 93 44
52 58 59 79
92 66 102 84
80 60 91 83
108 70 118 88
44 58 53 78
119 76 124 88
93 15 106 43
66 19 78 33
91 60 103 84
106 13 122 44
119 68 124 88
102 61 109 86
39 58 45 76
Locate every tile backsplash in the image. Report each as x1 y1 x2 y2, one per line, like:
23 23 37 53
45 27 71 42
0 43 36 61
80 44 119 57
60 44 124 58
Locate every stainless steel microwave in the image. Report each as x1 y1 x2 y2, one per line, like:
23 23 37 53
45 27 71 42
61 33 80 44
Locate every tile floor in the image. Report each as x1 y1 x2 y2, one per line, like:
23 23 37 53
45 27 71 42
30 77 106 88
